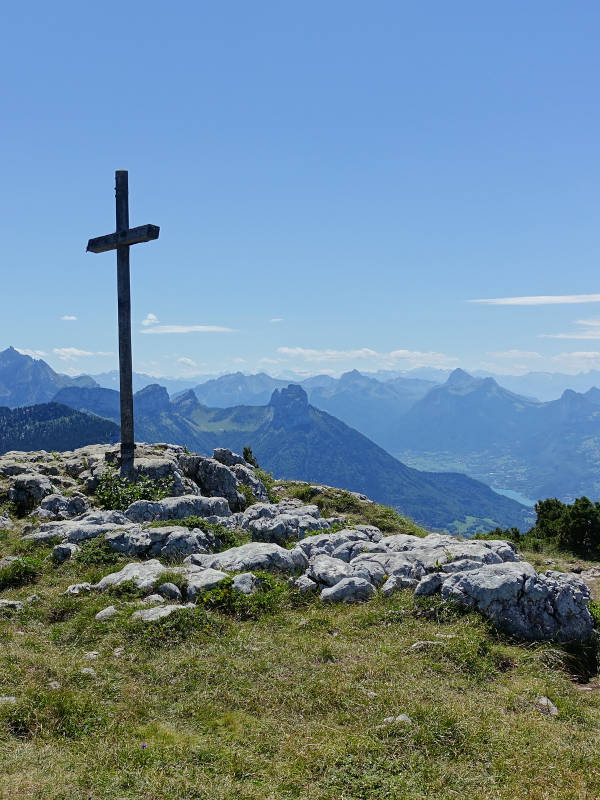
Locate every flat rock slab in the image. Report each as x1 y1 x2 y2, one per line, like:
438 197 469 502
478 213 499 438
125 495 231 522
188 541 306 573
94 560 167 591
132 604 193 622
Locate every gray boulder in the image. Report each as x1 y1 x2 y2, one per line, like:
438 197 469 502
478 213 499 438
232 572 257 595
64 582 92 595
179 455 244 512
213 448 248 468
441 562 594 641
0 599 24 612
8 472 54 509
320 577 376 603
187 541 305 574
34 493 89 520
381 575 418 596
231 463 269 502
307 554 355 587
294 575 319 594
95 605 117 621
52 542 81 563
132 457 200 497
26 510 132 544
414 573 444 597
125 494 231 523
157 582 183 602
0 514 13 530
132 604 193 623
186 569 229 601
94 559 166 591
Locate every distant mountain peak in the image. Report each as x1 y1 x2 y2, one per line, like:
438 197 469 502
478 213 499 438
446 368 477 387
269 384 310 428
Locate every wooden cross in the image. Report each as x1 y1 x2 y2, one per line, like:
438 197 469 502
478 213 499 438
87 170 160 476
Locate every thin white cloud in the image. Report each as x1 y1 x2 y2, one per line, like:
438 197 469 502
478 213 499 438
276 347 457 369
540 319 600 340
231 357 246 364
471 294 600 306
551 351 600 372
142 313 159 327
16 348 47 358
177 357 197 367
60 315 77 321
52 347 114 361
487 350 543 359
140 324 235 335
270 318 284 323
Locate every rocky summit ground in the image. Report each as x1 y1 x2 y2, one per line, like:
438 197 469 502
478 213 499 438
1 443 600 799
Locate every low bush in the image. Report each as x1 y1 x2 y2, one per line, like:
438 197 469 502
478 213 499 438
0 556 40 591
197 573 290 619
74 537 123 568
95 467 172 511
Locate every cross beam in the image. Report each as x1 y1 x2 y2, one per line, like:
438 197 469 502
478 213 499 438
87 170 160 477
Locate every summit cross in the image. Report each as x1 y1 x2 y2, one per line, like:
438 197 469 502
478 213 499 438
86 170 160 477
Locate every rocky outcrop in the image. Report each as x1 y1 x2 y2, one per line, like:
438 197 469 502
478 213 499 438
441 563 593 642
125 495 231 522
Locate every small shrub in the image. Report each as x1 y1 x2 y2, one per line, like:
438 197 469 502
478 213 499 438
243 446 259 468
95 467 172 511
255 468 279 503
198 573 289 619
238 484 257 509
103 579 144 599
128 606 218 648
0 556 40 591
74 537 123 568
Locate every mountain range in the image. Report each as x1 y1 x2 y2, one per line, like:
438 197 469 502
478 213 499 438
0 347 97 408
50 381 531 534
3 346 600 512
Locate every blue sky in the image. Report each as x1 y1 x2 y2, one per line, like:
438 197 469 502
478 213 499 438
2 1 600 378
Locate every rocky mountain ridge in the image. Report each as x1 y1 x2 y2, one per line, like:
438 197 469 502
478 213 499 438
0 443 593 643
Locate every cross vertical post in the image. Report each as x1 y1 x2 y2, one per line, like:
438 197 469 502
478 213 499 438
115 171 135 477
87 170 160 478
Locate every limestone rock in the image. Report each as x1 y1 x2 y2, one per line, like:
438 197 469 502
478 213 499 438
307 554 355 587
64 582 92 595
8 472 54 509
131 604 192 623
186 569 229 601
381 575 418 596
414 572 444 597
125 495 231 523
320 577 376 603
95 605 117 621
213 448 248 468
52 542 81 563
33 492 89 520
157 582 183 602
94 560 166 591
294 575 318 594
179 455 244 511
232 572 257 595
441 562 594 641
0 599 24 612
231 463 269 502
187 541 305 574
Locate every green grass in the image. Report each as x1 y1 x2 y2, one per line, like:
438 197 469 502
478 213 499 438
2 517 600 798
278 482 428 535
